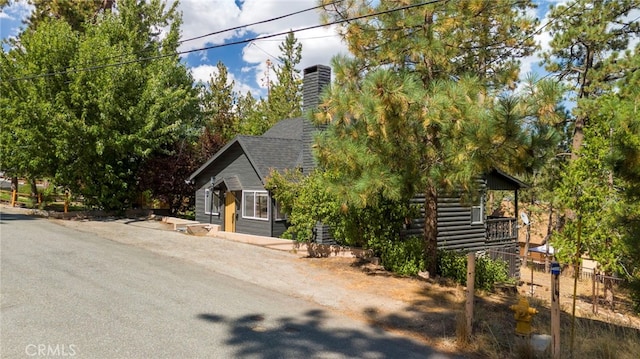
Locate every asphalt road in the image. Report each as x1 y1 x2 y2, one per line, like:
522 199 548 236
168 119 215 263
0 210 452 358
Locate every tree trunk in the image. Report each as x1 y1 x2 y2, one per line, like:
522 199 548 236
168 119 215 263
29 178 38 207
570 116 586 161
604 273 615 309
423 180 438 275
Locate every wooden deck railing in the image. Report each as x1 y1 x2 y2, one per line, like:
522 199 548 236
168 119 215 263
486 217 517 241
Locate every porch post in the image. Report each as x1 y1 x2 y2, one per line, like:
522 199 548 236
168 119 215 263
514 189 519 240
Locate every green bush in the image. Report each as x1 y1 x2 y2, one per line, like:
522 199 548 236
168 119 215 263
378 237 426 276
626 275 640 314
475 255 510 290
437 249 468 284
437 250 510 291
267 169 416 248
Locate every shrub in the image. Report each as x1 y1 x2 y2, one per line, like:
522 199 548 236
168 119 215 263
475 255 510 291
437 249 510 291
267 169 416 248
437 249 468 284
378 237 426 276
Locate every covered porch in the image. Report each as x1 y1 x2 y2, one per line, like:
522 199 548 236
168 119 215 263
484 169 528 243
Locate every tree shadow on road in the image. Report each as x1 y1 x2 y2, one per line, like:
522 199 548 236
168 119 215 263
196 309 458 358
0 212 39 223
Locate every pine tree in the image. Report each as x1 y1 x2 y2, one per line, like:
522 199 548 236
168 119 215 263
238 31 303 135
314 0 553 273
201 61 239 142
542 0 640 296
267 31 303 120
542 0 639 160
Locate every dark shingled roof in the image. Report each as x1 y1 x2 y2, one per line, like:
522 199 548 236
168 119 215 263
236 136 302 182
262 118 304 140
188 117 304 184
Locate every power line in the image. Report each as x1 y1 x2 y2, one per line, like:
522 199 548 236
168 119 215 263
53 0 346 70
4 0 446 82
179 0 344 44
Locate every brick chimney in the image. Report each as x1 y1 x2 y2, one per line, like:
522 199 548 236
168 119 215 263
301 65 331 173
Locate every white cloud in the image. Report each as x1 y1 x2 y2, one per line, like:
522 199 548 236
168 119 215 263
518 1 560 80
190 64 259 96
178 0 348 91
175 0 243 52
240 25 348 90
238 0 320 34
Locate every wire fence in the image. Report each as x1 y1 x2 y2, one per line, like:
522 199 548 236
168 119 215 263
485 248 629 313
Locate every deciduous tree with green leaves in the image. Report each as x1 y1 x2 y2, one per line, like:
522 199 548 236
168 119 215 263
0 19 78 200
1 0 200 211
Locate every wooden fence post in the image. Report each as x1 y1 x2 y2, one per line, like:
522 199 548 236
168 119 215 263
592 272 598 314
551 261 561 359
466 252 475 339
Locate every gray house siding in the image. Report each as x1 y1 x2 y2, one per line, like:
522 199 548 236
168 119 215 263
435 196 487 251
405 193 486 251
193 144 265 235
271 197 288 238
194 187 223 225
402 172 525 259
235 209 271 236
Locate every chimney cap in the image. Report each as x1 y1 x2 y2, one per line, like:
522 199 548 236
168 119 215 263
304 64 331 76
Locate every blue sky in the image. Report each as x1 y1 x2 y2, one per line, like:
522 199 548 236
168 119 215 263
1 0 349 99
0 0 604 99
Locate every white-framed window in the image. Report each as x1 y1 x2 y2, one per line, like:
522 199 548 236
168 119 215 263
204 188 221 215
242 190 269 220
471 194 484 224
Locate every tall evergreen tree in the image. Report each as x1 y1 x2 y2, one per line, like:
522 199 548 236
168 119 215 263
542 0 640 292
238 31 303 135
315 0 555 273
542 0 639 160
267 31 303 119
200 61 239 142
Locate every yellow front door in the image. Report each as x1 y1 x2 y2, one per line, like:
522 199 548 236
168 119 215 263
224 192 236 232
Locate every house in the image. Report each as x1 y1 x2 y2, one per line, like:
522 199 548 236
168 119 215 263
403 168 528 255
187 65 331 237
188 64 527 255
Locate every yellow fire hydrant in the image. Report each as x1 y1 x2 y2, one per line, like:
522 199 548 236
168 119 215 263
509 297 538 336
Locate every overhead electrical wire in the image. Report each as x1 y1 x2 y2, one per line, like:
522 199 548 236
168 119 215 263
32 0 346 72
178 0 345 44
4 0 446 82
4 0 576 83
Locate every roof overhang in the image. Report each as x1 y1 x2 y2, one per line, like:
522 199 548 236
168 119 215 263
213 176 243 191
187 138 241 183
485 168 529 190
